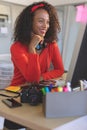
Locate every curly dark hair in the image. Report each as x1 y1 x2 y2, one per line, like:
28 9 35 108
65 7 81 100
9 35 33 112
13 1 61 45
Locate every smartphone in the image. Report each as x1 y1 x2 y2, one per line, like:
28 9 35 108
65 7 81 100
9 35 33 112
2 98 22 108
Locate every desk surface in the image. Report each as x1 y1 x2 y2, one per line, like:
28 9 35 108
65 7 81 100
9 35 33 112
0 90 84 130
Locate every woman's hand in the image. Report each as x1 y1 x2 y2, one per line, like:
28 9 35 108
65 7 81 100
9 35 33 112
28 33 43 53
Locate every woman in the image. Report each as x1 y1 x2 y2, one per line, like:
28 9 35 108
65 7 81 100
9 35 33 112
10 1 64 86
4 1 64 129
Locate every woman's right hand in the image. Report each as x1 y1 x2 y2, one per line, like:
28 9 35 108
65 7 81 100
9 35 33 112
28 33 43 53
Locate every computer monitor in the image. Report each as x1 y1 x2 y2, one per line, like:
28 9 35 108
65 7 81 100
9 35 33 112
66 23 87 88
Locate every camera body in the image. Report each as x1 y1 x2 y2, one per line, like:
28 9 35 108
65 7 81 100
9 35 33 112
20 84 43 106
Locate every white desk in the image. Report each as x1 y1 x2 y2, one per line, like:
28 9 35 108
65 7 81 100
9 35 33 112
0 91 87 130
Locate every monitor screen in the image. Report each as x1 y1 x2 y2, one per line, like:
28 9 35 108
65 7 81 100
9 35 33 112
66 24 87 88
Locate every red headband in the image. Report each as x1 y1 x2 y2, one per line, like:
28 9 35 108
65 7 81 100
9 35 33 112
31 4 44 12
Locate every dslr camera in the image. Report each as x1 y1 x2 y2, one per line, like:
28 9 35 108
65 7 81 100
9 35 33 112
20 84 43 106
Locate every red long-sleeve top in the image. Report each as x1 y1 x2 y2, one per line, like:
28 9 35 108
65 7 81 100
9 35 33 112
10 41 64 86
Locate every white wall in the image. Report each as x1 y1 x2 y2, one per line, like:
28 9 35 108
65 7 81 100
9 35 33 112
62 6 80 70
1 0 87 6
0 2 25 54
11 4 25 29
0 4 12 54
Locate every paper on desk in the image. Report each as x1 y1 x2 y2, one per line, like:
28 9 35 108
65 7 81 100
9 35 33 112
5 86 21 92
53 115 87 130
